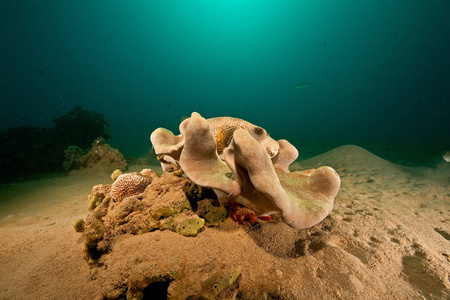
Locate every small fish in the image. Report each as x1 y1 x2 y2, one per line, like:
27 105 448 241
293 83 314 89
443 151 450 162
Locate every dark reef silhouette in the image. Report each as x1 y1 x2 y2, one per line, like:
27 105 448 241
0 106 111 183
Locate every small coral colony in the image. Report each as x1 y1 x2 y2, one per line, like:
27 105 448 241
75 112 340 261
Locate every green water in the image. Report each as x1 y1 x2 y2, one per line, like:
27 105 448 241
1 0 449 166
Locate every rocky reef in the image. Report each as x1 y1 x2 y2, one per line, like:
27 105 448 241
74 137 128 172
63 146 85 171
61 136 128 176
0 106 112 183
75 112 341 299
75 168 228 262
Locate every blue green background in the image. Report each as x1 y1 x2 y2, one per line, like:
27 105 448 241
1 1 449 164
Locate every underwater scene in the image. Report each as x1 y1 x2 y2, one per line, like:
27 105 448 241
0 1 449 299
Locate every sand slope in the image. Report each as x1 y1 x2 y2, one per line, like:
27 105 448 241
0 146 449 299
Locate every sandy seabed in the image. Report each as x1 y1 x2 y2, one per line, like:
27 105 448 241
0 145 449 300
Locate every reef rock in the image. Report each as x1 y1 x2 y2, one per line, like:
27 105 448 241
77 170 221 262
78 137 128 172
62 145 84 170
151 112 341 230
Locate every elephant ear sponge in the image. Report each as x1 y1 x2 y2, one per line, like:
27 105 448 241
110 173 153 202
150 112 341 230
226 129 340 230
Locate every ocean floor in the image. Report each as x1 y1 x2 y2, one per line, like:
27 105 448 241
0 145 449 299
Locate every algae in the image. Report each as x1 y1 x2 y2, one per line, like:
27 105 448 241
196 198 229 226
176 213 205 236
73 218 85 232
202 266 242 299
88 191 103 211
149 196 192 220
111 169 123 182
